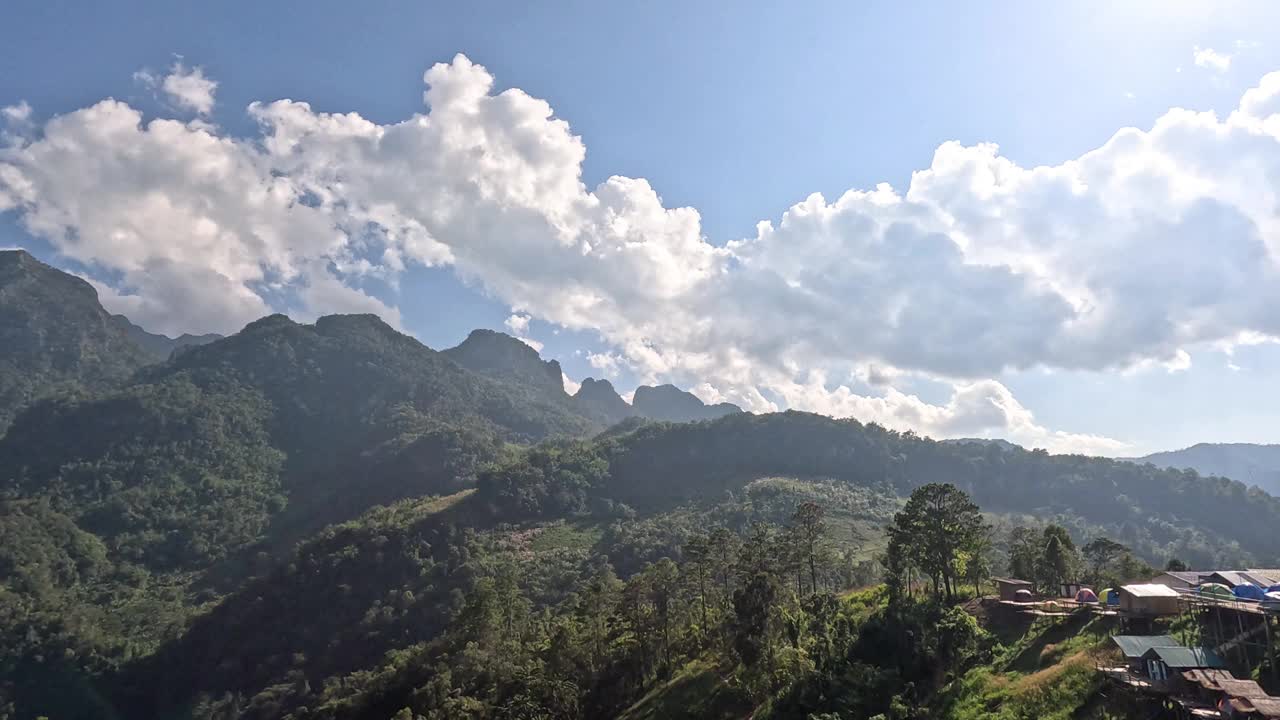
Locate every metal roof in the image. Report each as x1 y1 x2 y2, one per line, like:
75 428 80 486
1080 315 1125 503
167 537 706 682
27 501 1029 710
1120 583 1181 598
1112 635 1180 658
1216 678 1269 699
1143 646 1227 669
1207 571 1258 588
993 577 1032 586
1157 571 1201 584
1231 697 1280 720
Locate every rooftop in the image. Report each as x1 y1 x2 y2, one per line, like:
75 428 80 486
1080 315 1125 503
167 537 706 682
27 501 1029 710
1142 646 1227 669
1112 635 1180 658
1121 583 1181 598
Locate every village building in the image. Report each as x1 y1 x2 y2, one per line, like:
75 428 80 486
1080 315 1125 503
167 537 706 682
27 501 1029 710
1112 635 1182 674
1139 646 1226 690
1119 583 1182 617
994 577 1033 602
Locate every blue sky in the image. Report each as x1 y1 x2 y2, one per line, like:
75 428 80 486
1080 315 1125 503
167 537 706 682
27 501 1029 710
3 0 1280 455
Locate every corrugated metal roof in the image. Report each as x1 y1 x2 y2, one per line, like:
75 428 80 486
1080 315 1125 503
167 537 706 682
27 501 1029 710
1156 571 1201 584
1235 697 1280 720
1121 583 1181 597
1216 678 1269 699
1112 635 1180 658
1144 646 1227 669
1208 571 1256 587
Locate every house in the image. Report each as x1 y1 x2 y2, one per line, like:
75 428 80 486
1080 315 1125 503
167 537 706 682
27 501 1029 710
1140 646 1226 690
1200 570 1280 589
1151 571 1201 590
1112 635 1182 673
1119 584 1182 616
994 577 1033 601
1059 581 1082 598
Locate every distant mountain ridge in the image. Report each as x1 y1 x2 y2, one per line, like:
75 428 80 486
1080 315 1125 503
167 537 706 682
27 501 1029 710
632 383 742 422
439 329 744 424
442 328 567 399
1132 443 1280 495
111 314 222 360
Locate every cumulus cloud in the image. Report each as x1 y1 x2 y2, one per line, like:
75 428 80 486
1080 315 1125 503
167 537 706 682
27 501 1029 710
7 55 1280 451
136 61 218 115
1193 45 1232 72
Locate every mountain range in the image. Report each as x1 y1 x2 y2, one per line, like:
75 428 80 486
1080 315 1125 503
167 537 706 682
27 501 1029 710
1131 443 1280 496
2 246 1279 720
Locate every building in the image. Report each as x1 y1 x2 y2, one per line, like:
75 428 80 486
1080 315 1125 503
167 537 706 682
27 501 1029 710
994 577 1033 602
1139 646 1227 690
1119 584 1182 616
1151 571 1201 590
1148 569 1280 590
1112 635 1182 673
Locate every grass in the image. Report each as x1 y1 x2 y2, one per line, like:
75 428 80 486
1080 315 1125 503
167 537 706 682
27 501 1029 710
528 520 604 553
616 659 751 720
934 611 1116 720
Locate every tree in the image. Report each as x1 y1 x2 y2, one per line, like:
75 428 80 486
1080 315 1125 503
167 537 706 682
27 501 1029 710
682 534 712 636
791 502 828 595
1036 525 1080 594
1082 537 1129 585
1166 557 1188 572
732 523 779 671
964 532 993 597
886 483 991 600
1007 526 1039 586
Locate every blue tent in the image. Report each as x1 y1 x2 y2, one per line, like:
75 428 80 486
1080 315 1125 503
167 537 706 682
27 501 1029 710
1267 584 1280 594
1233 584 1266 601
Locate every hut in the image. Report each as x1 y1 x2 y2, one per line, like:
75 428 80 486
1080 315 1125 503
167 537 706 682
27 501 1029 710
1151 570 1202 590
1119 584 1182 616
1111 635 1181 674
1060 581 1082 598
1139 646 1226 690
995 577 1033 601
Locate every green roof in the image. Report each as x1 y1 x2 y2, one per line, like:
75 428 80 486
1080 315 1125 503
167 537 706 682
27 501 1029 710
1143 646 1227 669
1112 635 1180 658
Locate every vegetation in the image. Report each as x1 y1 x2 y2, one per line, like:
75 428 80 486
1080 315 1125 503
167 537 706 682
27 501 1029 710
2 259 1278 719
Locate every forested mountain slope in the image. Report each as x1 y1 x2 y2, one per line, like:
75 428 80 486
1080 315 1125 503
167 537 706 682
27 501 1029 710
3 257 1279 720
1133 442 1280 496
0 250 152 433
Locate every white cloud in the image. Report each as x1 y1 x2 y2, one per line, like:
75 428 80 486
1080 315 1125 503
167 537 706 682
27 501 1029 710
1193 45 1232 73
562 372 581 395
10 56 1280 451
504 313 531 335
587 351 623 378
136 61 218 115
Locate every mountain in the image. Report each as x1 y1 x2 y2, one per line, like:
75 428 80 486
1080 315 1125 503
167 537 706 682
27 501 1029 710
110 314 222 360
0 249 152 434
573 376 634 425
112 411 1280 720
631 383 742 422
1132 442 1280 495
942 437 1022 452
10 252 1280 720
443 329 566 400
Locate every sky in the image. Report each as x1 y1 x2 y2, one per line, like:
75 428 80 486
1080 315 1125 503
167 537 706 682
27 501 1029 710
3 0 1280 456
